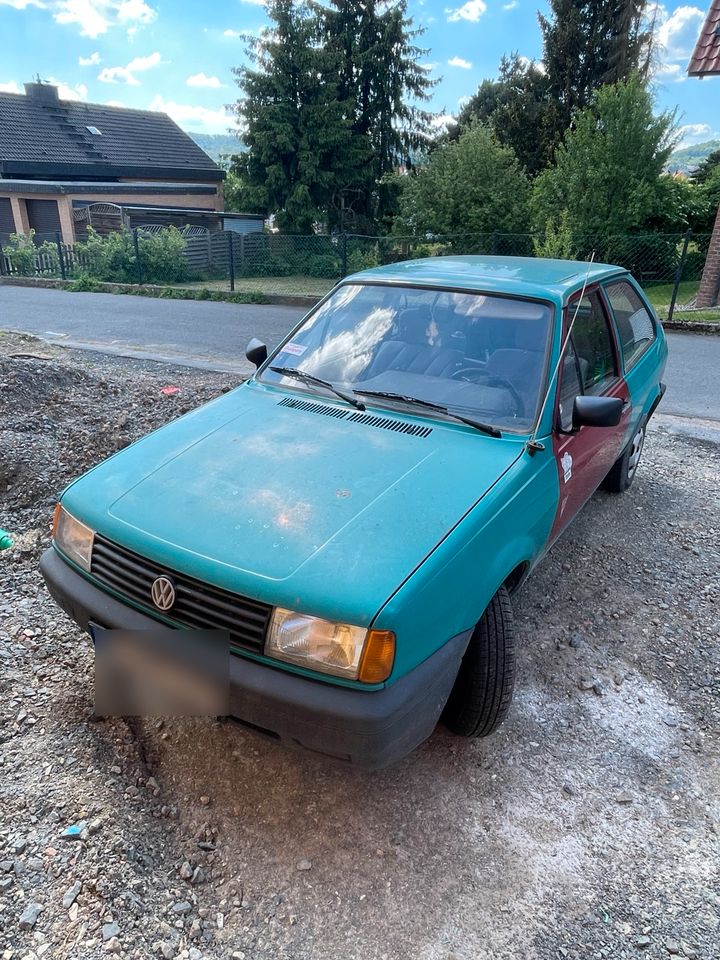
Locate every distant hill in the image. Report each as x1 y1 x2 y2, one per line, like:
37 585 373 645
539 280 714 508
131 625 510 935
187 132 245 167
667 140 720 175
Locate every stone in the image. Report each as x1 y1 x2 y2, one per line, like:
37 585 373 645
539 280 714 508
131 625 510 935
634 936 651 949
296 859 312 871
63 880 82 909
189 950 203 960
102 921 120 941
616 791 634 804
172 901 192 915
199 796 210 806
105 936 122 953
179 861 194 880
0 877 12 892
19 901 41 930
665 940 681 955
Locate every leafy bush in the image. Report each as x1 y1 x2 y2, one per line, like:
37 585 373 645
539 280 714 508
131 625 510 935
534 213 575 259
65 274 103 292
346 246 379 273
72 227 188 284
3 231 59 276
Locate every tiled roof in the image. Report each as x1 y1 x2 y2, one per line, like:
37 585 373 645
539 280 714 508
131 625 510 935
0 85 224 181
688 0 720 77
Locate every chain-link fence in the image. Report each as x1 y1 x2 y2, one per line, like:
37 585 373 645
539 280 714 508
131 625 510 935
0 226 714 320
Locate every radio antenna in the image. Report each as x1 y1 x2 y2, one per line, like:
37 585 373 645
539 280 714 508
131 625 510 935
526 252 596 454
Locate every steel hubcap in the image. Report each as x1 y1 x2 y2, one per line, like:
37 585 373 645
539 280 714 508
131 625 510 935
627 427 645 480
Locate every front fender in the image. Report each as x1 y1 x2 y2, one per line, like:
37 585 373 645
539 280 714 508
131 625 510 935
373 442 559 680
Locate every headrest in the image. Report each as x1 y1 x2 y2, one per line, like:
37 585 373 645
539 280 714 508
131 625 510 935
396 308 432 344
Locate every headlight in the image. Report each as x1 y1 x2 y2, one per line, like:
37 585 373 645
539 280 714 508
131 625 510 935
267 607 395 683
52 505 95 572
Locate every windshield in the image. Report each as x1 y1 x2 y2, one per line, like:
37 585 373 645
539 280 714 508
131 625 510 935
260 283 553 433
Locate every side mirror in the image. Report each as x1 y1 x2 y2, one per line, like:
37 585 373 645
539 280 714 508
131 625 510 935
572 395 623 429
246 338 268 368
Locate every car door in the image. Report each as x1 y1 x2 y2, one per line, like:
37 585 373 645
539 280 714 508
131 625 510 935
549 286 630 541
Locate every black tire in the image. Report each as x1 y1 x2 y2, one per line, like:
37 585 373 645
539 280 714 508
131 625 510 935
602 419 646 493
442 586 515 738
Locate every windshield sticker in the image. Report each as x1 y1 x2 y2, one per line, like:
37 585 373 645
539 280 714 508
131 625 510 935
561 452 573 483
281 342 307 357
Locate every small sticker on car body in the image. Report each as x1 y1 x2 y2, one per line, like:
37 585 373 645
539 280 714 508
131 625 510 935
561 452 573 483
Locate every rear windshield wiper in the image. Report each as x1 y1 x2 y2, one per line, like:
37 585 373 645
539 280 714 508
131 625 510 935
354 389 502 437
270 366 365 411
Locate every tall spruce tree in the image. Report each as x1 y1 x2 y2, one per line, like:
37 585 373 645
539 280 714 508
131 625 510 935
314 0 436 230
539 0 653 156
232 0 365 233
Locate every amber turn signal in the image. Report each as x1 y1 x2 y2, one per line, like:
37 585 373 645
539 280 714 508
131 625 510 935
358 630 395 683
51 503 62 538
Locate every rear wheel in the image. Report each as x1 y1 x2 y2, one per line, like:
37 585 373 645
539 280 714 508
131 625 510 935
443 586 515 738
602 420 646 493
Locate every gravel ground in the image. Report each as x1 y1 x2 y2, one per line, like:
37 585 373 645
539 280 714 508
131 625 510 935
1 331 718 960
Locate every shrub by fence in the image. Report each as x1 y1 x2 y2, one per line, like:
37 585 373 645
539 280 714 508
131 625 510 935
0 226 712 318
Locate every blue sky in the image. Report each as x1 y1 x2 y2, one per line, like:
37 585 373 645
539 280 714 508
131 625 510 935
0 0 716 150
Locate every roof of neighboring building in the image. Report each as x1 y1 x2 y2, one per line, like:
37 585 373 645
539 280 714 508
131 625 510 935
349 256 626 298
0 179 218 196
688 0 720 76
0 83 225 181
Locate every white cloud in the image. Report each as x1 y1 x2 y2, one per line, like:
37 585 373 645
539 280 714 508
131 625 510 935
446 0 486 22
53 0 156 38
186 72 224 89
78 50 101 65
50 77 89 99
676 123 719 148
238 0 265 5
656 61 686 81
0 0 45 7
223 28 241 37
430 114 456 130
503 0 518 8
448 56 472 69
149 94 234 134
0 80 22 92
655 4 705 57
98 50 161 85
420 61 439 71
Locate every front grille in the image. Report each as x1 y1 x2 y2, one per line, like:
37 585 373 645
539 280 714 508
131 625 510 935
90 535 272 653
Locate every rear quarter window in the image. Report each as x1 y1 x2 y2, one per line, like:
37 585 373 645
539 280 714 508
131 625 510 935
604 280 656 372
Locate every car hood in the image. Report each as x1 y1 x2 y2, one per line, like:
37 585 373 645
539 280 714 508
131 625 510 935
63 381 524 626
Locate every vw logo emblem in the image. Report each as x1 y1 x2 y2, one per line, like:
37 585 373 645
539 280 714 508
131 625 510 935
151 575 176 611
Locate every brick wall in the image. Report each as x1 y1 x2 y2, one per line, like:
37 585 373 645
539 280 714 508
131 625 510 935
696 204 720 308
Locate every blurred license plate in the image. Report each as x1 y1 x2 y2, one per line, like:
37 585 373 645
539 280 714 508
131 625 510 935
92 626 229 717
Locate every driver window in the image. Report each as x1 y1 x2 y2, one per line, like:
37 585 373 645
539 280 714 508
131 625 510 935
558 341 582 432
569 292 618 396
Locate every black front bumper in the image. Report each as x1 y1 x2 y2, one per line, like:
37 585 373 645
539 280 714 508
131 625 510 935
40 548 469 769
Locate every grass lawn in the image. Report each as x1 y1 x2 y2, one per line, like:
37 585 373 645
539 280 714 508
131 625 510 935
177 276 334 298
643 280 699 308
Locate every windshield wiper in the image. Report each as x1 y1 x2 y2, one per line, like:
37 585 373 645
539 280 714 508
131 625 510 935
269 366 366 411
354 390 502 437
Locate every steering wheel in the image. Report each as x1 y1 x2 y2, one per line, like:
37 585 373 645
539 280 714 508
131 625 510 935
451 368 525 418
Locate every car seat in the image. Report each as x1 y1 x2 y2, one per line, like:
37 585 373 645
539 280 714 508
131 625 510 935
362 308 464 380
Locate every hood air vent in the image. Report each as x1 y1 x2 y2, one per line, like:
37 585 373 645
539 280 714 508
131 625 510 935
277 396 432 437
277 397 349 418
346 411 432 437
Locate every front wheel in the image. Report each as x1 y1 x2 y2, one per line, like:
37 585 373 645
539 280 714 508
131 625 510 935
602 420 646 493
443 586 515 738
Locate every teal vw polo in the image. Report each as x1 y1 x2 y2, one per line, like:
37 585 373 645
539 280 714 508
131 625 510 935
41 256 667 768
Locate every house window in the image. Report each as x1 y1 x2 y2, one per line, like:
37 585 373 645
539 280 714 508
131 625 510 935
86 125 102 135
0 197 15 241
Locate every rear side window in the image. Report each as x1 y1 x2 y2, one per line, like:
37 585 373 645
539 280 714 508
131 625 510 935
604 280 655 371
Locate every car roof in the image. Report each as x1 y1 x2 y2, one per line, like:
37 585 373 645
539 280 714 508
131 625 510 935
346 255 627 299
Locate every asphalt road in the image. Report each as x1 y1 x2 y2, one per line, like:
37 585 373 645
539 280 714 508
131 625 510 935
0 285 305 374
1 284 718 420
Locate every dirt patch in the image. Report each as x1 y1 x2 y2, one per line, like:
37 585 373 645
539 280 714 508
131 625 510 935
0 333 718 959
